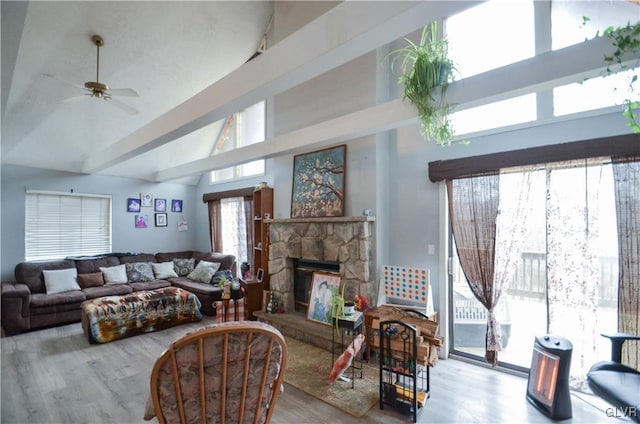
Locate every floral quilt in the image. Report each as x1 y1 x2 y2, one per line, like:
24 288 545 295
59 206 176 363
81 287 202 344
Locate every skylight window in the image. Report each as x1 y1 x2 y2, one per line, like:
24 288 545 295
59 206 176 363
210 101 266 184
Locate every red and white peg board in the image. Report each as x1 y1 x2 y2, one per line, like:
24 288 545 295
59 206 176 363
382 265 430 303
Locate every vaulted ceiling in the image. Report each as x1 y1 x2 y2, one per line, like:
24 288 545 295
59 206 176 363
2 1 273 184
3 1 635 186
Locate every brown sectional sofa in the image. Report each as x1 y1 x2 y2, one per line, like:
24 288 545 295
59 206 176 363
1 250 236 335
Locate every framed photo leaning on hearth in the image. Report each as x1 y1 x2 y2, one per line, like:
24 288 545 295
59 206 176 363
306 272 341 326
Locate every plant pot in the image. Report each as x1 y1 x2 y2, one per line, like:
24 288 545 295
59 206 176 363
434 61 452 87
344 301 355 316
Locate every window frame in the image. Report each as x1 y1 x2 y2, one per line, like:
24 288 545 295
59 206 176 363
24 190 112 261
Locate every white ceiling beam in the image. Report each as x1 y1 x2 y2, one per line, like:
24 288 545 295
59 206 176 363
154 35 627 182
82 1 481 173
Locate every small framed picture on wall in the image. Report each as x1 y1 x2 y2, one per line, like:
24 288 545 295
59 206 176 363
135 214 148 228
127 198 141 212
155 198 167 212
171 199 183 212
141 193 153 207
155 213 167 227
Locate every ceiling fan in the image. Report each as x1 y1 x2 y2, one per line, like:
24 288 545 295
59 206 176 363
45 34 139 115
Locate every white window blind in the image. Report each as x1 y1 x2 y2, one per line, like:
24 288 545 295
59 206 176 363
25 191 112 261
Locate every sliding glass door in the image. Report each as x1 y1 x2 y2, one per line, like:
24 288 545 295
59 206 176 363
450 160 619 388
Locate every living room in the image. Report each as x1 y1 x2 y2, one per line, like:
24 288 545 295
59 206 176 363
2 1 638 423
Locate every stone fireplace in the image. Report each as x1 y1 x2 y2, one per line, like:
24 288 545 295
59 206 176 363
267 216 376 313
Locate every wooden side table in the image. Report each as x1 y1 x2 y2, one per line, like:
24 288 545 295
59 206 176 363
240 278 264 320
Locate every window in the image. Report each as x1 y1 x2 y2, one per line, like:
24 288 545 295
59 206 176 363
446 0 536 133
447 0 535 78
25 191 112 261
444 0 637 135
450 160 619 387
220 197 249 270
211 101 266 183
551 1 640 116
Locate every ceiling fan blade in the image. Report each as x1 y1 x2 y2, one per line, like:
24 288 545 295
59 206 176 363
106 97 139 115
62 94 91 103
107 88 139 97
43 73 88 91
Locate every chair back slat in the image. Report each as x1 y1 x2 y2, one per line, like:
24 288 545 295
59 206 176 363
150 321 287 424
198 338 206 423
170 348 187 424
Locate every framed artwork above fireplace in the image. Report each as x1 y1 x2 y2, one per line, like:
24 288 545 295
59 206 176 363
306 272 341 325
291 145 346 218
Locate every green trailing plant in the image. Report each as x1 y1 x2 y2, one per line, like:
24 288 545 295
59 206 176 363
388 21 458 146
583 17 640 133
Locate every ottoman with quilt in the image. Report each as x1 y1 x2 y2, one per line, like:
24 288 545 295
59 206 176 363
81 287 202 344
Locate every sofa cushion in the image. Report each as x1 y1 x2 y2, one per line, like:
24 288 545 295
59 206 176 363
74 256 120 275
30 290 86 307
99 264 128 284
77 272 105 289
187 261 220 284
15 260 77 294
192 252 236 271
211 269 235 286
173 258 195 277
125 262 155 283
82 284 133 300
43 268 81 294
119 253 157 264
168 277 223 296
156 251 194 263
128 279 172 292
152 261 179 279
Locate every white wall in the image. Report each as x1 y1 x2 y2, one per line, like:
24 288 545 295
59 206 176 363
1 165 197 281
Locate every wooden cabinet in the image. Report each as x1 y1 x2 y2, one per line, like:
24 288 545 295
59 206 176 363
252 187 273 290
240 278 265 320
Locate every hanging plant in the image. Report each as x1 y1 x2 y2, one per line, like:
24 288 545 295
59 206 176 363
583 17 640 133
387 21 459 146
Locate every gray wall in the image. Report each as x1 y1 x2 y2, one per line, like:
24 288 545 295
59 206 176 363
1 164 197 281
195 3 633 316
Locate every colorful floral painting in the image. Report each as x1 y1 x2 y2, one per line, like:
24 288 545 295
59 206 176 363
291 145 346 218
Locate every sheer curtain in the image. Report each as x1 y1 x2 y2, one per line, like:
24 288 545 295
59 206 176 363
612 155 640 370
545 159 609 389
448 170 534 366
220 197 249 278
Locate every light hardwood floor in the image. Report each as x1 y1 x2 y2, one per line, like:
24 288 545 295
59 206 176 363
1 317 613 424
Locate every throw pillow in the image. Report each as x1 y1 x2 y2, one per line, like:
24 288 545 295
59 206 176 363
43 268 81 294
173 258 195 277
211 269 234 286
152 261 178 279
99 264 128 284
187 260 221 284
125 262 155 283
77 272 104 289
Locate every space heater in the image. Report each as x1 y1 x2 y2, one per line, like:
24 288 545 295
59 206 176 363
526 334 573 420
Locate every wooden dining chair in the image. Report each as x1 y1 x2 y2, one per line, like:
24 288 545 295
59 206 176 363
149 321 287 424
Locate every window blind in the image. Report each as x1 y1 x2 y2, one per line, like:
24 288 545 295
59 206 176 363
25 191 112 261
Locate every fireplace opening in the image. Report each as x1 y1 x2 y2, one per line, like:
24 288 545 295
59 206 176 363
293 258 340 314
